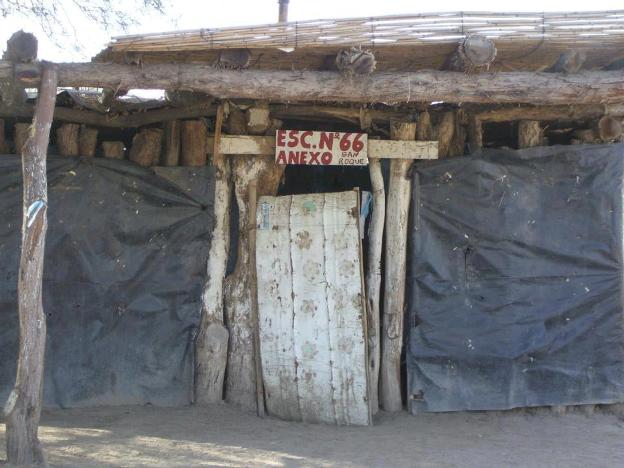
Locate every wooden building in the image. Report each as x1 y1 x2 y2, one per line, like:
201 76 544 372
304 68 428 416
2 9 624 465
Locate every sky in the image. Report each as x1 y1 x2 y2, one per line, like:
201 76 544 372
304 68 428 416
1 0 624 62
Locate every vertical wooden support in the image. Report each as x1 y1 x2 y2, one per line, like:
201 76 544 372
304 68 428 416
248 180 265 417
380 120 417 412
14 123 31 155
468 115 483 152
3 61 57 467
224 105 284 410
162 120 181 166
435 111 455 158
518 120 543 148
78 126 98 157
101 141 125 159
181 120 208 166
366 157 384 414
56 123 79 156
129 128 162 167
195 104 230 405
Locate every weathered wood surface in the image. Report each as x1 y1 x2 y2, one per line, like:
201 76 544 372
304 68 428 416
468 115 483 152
162 120 180 166
0 118 8 153
78 126 98 156
207 135 438 160
518 120 543 148
56 123 79 156
256 191 371 425
366 159 384 414
180 120 207 166
101 141 125 159
14 123 30 155
129 128 162 167
476 103 624 122
435 111 455 158
3 61 57 468
5 61 624 104
196 104 229 404
380 121 416 412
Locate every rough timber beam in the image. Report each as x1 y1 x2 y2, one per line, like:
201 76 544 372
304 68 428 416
3 61 624 105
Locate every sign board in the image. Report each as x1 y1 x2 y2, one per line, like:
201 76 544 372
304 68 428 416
275 130 368 166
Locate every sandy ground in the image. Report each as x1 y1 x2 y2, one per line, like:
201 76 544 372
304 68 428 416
1 404 624 467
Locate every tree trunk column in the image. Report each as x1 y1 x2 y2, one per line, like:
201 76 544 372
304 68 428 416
380 120 417 412
4 61 58 467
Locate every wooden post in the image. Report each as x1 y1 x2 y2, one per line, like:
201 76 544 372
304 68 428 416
248 180 265 417
380 120 417 412
518 120 542 149
366 157 384 414
3 60 57 467
162 120 181 166
278 0 289 22
181 120 208 166
78 126 98 157
129 128 162 167
0 119 8 153
14 123 30 155
56 123 79 156
101 141 125 159
468 115 483 152
195 104 230 405
224 106 284 410
435 111 455 158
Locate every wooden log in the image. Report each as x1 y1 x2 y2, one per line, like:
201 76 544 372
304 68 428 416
56 123 79 156
101 141 125 159
366 157 384 415
2 31 37 63
180 120 207 166
195 104 230 405
245 103 271 134
0 119 9 153
129 128 162 167
545 51 586 73
224 106 284 410
477 103 624 123
597 115 622 142
380 121 416 412
518 120 543 149
443 35 497 72
3 60 57 468
162 120 181 166
468 115 483 152
435 111 455 158
5 61 624 105
417 111 432 140
78 126 98 156
278 0 289 22
14 123 31 155
336 48 377 76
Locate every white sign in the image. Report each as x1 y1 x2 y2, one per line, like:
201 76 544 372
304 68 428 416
275 130 368 166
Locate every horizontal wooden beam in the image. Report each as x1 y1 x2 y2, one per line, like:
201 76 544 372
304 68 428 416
476 103 624 123
3 61 624 105
0 102 216 127
207 135 438 160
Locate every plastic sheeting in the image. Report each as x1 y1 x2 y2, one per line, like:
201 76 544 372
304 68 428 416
407 145 624 413
0 156 214 408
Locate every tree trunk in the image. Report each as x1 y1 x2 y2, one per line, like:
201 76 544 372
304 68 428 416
78 126 98 157
366 157 384 414
195 105 230 405
518 120 543 148
14 123 30 155
3 61 57 468
7 61 624 105
56 123 79 156
129 128 162 167
101 141 125 159
180 120 208 166
162 120 181 166
380 121 416 412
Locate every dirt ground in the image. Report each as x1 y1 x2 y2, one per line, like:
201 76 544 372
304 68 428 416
1 404 624 467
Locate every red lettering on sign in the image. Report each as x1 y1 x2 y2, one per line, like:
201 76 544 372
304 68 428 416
300 131 313 149
287 130 299 148
299 151 308 164
309 151 320 164
276 150 287 164
276 130 286 147
321 152 332 164
319 132 333 150
288 151 299 164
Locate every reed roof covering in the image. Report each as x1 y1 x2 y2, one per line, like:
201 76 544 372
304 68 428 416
96 11 624 71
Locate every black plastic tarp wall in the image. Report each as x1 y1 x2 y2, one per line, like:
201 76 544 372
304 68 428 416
0 156 214 408
407 144 624 413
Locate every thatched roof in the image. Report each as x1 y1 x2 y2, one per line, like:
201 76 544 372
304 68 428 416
95 11 624 71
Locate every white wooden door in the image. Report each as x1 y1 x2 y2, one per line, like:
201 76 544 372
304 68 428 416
256 190 371 425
